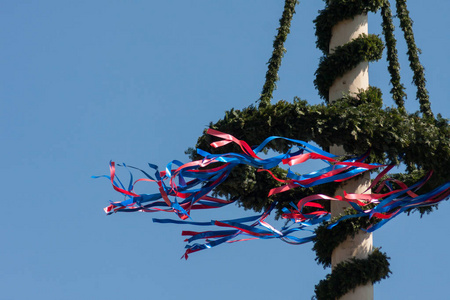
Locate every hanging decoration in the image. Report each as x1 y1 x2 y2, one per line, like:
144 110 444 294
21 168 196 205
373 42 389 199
95 130 449 259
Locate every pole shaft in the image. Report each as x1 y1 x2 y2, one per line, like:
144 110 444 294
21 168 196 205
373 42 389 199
328 13 374 300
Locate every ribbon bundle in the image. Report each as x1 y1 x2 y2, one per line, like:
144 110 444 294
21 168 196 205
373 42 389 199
95 130 449 258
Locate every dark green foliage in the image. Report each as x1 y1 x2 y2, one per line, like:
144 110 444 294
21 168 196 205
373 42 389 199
314 0 384 53
381 0 407 111
259 0 299 108
395 0 433 118
313 249 391 300
314 34 384 101
313 207 380 268
191 91 449 214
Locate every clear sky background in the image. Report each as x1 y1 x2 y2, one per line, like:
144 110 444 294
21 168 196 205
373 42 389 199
1 1 449 299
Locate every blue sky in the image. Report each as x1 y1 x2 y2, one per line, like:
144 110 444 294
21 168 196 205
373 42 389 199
1 1 449 299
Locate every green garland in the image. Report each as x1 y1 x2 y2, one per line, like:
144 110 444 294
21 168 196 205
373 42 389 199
190 91 449 198
312 208 391 300
395 0 433 118
314 34 384 101
381 0 407 111
313 207 380 268
313 248 391 300
313 0 385 53
188 91 449 222
259 0 299 108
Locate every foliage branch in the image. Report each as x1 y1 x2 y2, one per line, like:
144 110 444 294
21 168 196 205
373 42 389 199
312 206 381 269
259 0 299 107
380 0 406 111
395 0 433 118
313 248 391 300
314 34 384 101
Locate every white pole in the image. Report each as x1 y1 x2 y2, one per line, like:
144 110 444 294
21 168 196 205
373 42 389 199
328 13 374 300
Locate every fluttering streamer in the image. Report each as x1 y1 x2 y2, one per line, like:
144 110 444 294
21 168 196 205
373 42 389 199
94 130 449 259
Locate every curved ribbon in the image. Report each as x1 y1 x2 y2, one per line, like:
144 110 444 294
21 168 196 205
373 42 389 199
95 130 449 258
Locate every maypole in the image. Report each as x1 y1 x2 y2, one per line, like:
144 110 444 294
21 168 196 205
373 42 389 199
312 1 388 298
97 0 449 299
327 8 373 300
